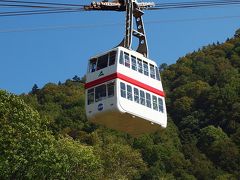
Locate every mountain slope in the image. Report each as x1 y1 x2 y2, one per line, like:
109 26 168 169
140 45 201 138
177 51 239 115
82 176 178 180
161 28 240 178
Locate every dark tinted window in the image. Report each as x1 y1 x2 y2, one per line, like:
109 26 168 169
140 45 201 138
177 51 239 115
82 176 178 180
127 85 133 101
134 88 139 103
150 64 155 79
131 56 137 71
95 84 106 102
155 66 161 81
146 93 151 108
143 61 149 76
107 82 115 97
124 53 130 68
109 51 116 66
152 95 158 111
119 51 124 65
140 90 145 105
120 82 126 98
158 97 164 113
97 54 108 70
137 59 143 73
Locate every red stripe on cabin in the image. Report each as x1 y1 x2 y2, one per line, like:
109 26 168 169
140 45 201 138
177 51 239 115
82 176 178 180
84 73 118 89
85 73 165 97
116 73 165 97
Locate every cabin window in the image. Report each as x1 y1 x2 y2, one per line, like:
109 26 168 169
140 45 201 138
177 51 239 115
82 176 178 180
131 56 137 71
140 90 145 105
120 82 126 98
127 85 133 101
89 58 97 73
119 51 124 65
107 82 115 97
146 93 151 108
158 97 164 113
152 95 158 111
155 66 161 81
97 54 108 71
95 84 106 102
150 64 155 79
87 88 94 105
124 52 130 68
109 51 116 66
137 59 143 73
143 61 149 76
134 88 139 103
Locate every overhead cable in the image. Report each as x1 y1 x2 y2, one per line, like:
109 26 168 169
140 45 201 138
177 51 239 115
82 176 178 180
0 14 239 33
0 0 240 17
153 0 240 10
0 0 85 7
0 9 83 17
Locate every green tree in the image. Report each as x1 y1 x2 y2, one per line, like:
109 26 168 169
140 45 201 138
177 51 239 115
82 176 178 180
98 143 147 179
159 63 168 72
234 28 240 38
0 90 102 179
198 126 240 177
31 83 39 94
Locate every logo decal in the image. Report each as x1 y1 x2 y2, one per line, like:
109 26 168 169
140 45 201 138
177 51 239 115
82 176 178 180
98 71 104 77
98 103 104 111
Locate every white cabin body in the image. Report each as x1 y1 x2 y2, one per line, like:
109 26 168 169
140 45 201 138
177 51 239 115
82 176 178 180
85 46 167 136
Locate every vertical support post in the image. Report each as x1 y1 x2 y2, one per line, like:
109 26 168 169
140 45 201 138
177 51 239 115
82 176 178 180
133 7 148 58
124 0 133 48
118 0 133 49
118 0 148 58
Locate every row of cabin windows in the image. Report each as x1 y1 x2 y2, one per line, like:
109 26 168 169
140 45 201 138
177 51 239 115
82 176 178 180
119 51 161 81
88 51 116 73
87 82 115 105
88 50 161 81
120 82 164 113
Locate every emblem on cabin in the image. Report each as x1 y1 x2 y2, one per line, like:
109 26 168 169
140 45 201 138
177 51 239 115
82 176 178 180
98 71 104 77
98 103 103 111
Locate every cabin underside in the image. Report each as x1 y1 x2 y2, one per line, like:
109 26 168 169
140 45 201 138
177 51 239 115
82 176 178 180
89 111 163 137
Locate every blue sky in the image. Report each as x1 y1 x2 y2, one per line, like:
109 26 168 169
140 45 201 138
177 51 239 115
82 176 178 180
0 0 240 94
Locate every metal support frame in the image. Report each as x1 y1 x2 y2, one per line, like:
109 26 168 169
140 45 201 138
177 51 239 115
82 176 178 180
84 0 152 57
119 0 148 57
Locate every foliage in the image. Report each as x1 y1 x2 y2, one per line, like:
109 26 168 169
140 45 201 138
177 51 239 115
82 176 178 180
161 29 240 179
0 90 102 179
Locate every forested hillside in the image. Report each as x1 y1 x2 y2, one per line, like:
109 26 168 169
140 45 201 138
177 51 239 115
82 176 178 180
1 29 240 179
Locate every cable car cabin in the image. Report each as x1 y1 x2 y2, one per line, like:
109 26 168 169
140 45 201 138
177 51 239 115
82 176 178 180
85 46 167 137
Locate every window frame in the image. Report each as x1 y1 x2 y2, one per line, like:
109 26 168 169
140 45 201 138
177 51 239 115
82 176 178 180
96 54 109 71
120 82 126 98
146 92 151 108
119 50 124 65
152 95 158 111
137 59 143 73
158 97 164 113
109 51 116 66
143 61 149 76
155 66 161 81
131 56 137 71
89 58 97 73
95 84 107 102
107 81 115 98
87 88 94 105
150 64 156 79
127 85 133 101
140 90 145 106
134 88 139 103
124 52 130 68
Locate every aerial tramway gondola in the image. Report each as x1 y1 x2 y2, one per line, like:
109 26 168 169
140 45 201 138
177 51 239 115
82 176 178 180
85 0 167 136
